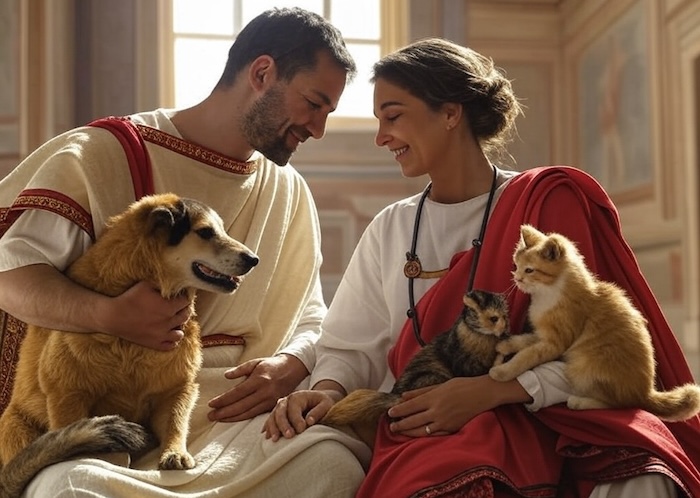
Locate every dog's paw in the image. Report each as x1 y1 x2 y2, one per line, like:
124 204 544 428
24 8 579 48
159 450 196 470
488 364 516 382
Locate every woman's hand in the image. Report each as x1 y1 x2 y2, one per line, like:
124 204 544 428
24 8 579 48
386 375 531 438
263 388 343 441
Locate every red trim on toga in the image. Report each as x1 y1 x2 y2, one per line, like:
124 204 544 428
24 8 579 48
89 116 155 200
0 116 154 417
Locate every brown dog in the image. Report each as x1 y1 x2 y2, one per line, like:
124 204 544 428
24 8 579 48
0 193 258 497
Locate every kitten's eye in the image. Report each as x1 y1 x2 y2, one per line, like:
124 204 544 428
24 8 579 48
525 268 534 274
196 227 215 240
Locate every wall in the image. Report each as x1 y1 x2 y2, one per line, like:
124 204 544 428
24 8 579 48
1 0 699 375
460 0 700 374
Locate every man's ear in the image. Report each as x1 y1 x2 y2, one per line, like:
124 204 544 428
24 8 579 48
248 55 277 91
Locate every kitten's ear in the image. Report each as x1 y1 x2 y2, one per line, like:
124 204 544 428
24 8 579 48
463 290 481 309
540 238 565 262
520 224 545 248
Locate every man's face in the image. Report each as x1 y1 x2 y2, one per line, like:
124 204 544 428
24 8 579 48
241 51 348 166
241 84 293 166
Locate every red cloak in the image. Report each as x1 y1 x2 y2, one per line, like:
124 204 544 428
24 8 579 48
357 167 700 497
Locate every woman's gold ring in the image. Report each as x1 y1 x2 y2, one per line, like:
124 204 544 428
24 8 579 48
425 425 432 436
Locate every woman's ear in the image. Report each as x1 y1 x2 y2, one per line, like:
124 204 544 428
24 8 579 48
248 55 277 92
443 102 463 130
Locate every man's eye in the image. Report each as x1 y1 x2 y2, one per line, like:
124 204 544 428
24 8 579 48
306 98 321 110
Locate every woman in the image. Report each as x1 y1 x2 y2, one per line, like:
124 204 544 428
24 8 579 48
265 38 700 497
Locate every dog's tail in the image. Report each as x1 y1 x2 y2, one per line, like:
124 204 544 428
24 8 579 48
0 415 154 498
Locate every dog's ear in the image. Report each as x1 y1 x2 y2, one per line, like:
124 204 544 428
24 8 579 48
146 200 191 245
147 205 176 232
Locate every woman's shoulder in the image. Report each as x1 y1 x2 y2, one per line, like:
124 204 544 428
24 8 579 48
372 191 426 225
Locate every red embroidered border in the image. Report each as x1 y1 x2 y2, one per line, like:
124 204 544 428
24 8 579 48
0 311 27 415
11 188 94 240
201 334 246 348
410 466 556 498
135 124 257 175
409 449 691 498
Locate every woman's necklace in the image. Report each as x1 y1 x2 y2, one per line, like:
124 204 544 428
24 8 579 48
404 164 499 347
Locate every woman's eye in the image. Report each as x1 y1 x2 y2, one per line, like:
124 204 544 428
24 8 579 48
387 114 400 122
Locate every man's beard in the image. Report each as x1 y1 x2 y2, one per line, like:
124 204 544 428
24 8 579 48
241 85 295 166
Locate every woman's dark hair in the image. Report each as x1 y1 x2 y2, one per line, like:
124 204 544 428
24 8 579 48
372 38 522 159
216 7 356 87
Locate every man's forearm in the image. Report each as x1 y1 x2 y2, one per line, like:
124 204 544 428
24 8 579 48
0 264 108 333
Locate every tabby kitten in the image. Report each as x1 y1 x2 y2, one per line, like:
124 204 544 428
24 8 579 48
321 289 509 445
489 224 700 421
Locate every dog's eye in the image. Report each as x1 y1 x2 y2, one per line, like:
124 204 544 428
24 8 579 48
196 227 215 240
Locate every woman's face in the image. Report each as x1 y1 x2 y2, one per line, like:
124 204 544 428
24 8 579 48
373 78 452 178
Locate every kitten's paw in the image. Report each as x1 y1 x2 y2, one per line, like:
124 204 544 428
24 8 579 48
566 396 611 411
159 450 196 470
492 354 505 366
489 365 516 382
495 340 517 356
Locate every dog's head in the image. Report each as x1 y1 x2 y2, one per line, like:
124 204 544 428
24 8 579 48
129 194 259 296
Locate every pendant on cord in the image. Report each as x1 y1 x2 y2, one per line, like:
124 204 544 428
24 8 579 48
404 252 422 278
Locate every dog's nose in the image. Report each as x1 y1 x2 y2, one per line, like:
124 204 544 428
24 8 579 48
243 252 259 268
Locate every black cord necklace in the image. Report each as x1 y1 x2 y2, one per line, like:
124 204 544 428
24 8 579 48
404 164 499 347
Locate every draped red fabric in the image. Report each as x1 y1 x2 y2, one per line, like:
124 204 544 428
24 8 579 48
357 167 700 497
88 116 155 200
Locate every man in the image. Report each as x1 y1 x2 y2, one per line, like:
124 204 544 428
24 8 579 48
0 7 370 497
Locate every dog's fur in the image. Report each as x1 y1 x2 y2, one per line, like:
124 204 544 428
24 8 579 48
0 193 258 497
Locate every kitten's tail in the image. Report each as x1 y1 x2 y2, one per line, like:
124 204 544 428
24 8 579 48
321 389 400 447
644 383 700 422
0 415 154 498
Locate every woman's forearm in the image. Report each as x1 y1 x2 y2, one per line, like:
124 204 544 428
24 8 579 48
311 379 347 402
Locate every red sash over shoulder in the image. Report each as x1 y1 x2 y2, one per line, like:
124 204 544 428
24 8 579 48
358 167 700 497
89 117 154 201
0 116 153 416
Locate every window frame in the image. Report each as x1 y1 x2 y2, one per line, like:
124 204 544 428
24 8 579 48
156 0 408 132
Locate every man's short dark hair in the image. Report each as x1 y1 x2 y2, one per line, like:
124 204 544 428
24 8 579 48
216 7 357 87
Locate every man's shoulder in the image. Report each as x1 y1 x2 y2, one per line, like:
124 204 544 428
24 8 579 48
126 109 176 132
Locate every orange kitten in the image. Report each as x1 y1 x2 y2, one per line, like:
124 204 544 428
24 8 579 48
489 224 700 421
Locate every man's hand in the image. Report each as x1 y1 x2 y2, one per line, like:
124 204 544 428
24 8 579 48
263 388 342 441
207 354 309 423
263 380 345 441
103 281 191 351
